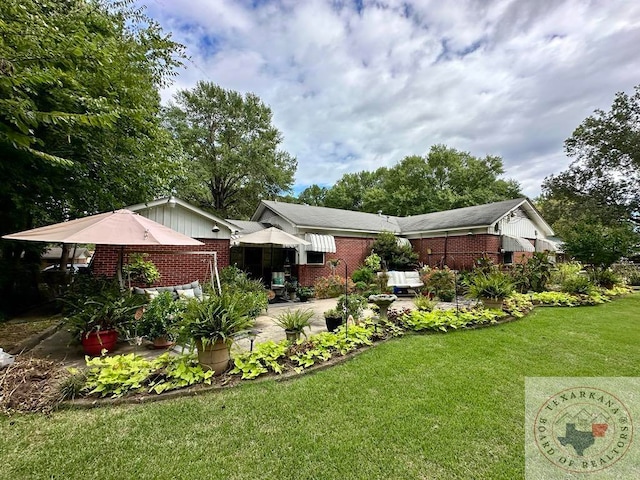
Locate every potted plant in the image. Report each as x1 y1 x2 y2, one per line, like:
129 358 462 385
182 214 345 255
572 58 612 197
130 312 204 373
466 271 514 309
337 293 368 320
323 308 343 332
123 253 160 286
296 286 314 302
274 308 314 342
139 291 184 348
179 292 255 375
285 277 298 301
67 291 145 356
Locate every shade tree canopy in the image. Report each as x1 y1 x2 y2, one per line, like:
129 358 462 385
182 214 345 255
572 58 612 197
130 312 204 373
164 81 297 219
298 145 521 216
540 85 640 266
0 0 185 314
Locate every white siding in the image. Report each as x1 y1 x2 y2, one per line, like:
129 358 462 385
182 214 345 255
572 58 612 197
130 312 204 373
136 205 232 239
496 208 544 239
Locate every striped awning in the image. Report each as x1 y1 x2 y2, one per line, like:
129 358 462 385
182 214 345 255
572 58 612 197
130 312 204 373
305 233 336 253
535 238 559 252
502 235 535 252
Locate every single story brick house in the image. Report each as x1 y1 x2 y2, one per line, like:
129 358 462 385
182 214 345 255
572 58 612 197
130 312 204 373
91 196 559 288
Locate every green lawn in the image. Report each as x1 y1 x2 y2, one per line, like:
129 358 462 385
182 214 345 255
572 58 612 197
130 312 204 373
2 294 639 479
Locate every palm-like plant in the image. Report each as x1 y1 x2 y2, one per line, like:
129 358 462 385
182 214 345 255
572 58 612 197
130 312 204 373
466 272 514 300
274 309 314 336
179 292 255 346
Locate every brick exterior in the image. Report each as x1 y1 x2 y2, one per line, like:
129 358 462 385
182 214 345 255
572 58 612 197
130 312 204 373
296 236 376 287
92 239 230 287
412 234 503 270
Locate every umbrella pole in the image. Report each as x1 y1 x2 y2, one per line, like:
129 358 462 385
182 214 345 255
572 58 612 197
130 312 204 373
116 246 125 290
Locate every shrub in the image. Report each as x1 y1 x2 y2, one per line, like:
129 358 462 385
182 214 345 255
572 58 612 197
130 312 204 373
509 252 553 293
466 271 514 300
123 253 160 286
550 262 583 286
337 294 368 319
413 295 436 312
364 253 382 271
588 268 621 289
561 275 594 295
314 275 355 299
371 231 418 270
420 266 456 299
139 291 184 340
218 266 268 318
352 266 375 284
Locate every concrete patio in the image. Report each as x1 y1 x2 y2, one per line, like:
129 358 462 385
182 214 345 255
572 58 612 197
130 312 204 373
24 296 474 367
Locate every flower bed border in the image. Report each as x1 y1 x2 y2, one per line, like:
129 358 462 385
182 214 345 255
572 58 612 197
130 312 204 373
58 291 634 409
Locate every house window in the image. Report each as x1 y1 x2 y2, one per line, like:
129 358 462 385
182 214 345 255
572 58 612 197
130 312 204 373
503 251 513 264
307 251 325 265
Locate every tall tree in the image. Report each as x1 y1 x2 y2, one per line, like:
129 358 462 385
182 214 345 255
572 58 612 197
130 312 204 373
324 169 386 211
165 82 297 218
0 0 185 313
540 86 640 266
543 85 640 227
298 184 328 206
323 145 521 215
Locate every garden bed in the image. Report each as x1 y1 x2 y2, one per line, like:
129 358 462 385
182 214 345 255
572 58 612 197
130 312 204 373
3 288 633 413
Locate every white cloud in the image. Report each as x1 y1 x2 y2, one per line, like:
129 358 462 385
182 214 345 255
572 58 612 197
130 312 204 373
142 0 640 197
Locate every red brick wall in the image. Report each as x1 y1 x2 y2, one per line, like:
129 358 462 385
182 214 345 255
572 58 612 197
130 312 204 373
297 236 376 287
92 239 230 287
412 234 502 270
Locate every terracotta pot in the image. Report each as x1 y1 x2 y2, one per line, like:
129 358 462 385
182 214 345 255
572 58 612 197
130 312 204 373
152 336 175 349
81 329 118 356
195 339 230 375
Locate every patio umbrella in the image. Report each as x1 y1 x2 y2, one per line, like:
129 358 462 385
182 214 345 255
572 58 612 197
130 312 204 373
235 227 310 288
2 209 203 285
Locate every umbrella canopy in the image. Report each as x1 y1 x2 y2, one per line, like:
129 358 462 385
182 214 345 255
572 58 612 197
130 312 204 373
235 227 310 247
2 209 203 246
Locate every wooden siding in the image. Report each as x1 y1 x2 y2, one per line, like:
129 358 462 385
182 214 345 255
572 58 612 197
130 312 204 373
135 204 232 240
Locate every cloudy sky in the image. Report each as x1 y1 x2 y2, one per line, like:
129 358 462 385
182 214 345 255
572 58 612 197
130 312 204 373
141 0 640 197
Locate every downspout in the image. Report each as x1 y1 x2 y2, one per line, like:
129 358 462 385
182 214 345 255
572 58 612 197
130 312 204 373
443 231 448 268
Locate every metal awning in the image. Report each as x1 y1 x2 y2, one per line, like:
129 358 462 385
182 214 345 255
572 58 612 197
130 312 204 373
535 238 559 252
502 235 535 252
305 233 336 253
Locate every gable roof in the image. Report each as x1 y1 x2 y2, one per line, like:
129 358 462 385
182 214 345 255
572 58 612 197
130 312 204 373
253 200 402 233
127 197 237 231
398 198 527 233
252 197 553 237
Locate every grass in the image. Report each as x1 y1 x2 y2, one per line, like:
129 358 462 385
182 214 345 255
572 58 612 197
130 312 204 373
1 294 639 479
0 317 61 352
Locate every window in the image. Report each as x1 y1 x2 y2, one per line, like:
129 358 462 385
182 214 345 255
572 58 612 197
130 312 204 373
307 251 324 265
503 251 513 264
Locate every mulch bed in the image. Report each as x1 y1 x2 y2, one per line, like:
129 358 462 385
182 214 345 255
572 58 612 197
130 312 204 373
0 357 70 414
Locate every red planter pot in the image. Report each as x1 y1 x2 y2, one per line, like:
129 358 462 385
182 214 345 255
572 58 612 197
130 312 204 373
81 329 118 356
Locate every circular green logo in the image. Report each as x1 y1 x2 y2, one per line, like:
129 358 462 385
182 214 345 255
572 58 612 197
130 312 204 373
534 386 633 473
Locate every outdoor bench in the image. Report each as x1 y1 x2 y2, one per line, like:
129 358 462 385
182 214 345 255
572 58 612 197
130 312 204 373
383 270 423 294
132 280 203 301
